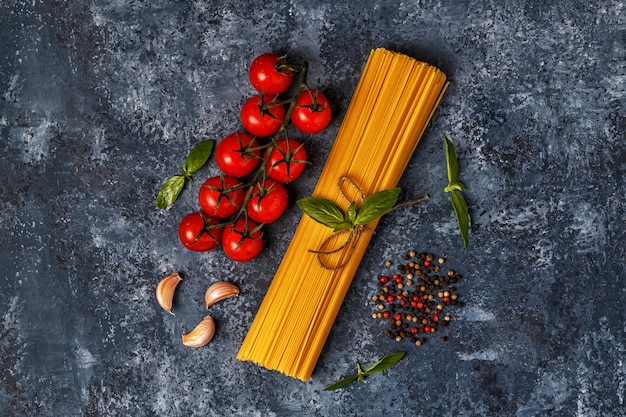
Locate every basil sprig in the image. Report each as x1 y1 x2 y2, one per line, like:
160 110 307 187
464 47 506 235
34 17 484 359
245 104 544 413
155 139 215 209
323 352 405 391
443 135 470 249
297 187 401 231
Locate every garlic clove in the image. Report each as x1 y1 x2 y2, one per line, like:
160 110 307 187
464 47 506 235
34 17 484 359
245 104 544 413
205 281 240 309
182 316 215 348
155 272 183 315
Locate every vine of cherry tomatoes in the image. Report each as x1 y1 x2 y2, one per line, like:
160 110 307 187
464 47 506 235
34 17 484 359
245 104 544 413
178 53 332 262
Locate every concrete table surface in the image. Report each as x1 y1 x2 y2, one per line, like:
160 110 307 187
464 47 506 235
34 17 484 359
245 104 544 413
1 1 624 416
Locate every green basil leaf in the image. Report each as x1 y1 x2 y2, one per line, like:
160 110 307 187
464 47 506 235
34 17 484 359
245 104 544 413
353 188 401 226
185 139 215 174
363 352 405 375
323 374 359 391
444 135 459 183
155 175 186 209
346 202 357 224
450 190 470 249
297 197 347 229
444 181 467 193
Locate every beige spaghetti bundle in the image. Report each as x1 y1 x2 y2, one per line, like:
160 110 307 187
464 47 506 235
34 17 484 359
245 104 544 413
237 48 448 381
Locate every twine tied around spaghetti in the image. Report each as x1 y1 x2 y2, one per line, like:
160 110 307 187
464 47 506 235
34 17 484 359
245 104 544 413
297 176 429 271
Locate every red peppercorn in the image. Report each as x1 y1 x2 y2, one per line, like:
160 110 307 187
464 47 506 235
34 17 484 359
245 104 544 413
393 274 403 284
411 327 418 334
432 315 439 322
387 295 395 303
423 260 431 267
380 276 389 284
424 325 431 333
382 311 390 319
443 296 450 303
393 313 402 321
416 302 424 309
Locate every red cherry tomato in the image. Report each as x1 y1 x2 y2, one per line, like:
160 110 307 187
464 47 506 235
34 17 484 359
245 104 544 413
291 89 332 134
249 53 295 95
215 132 261 178
178 212 223 252
240 95 286 137
246 178 289 224
222 218 263 262
198 176 244 219
265 138 307 183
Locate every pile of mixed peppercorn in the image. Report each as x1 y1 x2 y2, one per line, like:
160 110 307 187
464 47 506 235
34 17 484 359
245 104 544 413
372 251 464 346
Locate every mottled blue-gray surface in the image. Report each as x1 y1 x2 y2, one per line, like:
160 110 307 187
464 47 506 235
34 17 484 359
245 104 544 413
1 0 625 416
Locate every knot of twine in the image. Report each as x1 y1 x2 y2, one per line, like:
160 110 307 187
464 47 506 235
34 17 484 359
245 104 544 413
309 176 375 271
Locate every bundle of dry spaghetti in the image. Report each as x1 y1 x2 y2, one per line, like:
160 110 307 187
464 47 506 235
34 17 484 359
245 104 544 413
237 48 448 381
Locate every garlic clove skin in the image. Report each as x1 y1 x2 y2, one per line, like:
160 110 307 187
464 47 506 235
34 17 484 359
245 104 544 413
182 316 215 348
156 272 183 315
205 281 240 309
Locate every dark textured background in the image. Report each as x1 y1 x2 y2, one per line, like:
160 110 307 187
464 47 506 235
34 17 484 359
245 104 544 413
1 1 625 416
